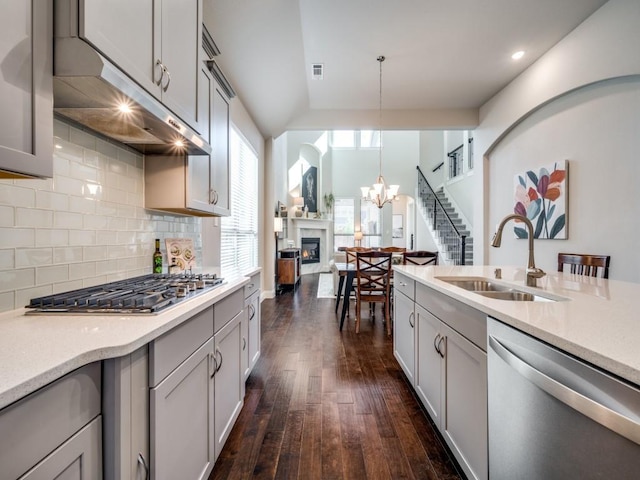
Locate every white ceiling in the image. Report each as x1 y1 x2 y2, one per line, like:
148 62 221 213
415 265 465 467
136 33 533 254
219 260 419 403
203 0 608 138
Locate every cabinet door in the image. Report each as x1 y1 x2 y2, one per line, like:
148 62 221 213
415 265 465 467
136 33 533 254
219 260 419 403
80 0 159 97
441 322 488 480
247 291 261 373
214 313 244 459
210 83 230 215
415 305 443 428
19 417 102 480
160 0 202 132
393 290 415 384
150 338 214 480
0 0 53 178
241 310 250 381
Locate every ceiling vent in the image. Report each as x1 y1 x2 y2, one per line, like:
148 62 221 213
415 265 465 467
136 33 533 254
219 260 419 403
311 63 324 80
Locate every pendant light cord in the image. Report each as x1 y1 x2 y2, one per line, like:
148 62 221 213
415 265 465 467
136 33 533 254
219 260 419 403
378 55 385 175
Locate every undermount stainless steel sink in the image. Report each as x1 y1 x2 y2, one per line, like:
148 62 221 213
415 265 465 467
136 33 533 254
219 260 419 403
436 276 561 302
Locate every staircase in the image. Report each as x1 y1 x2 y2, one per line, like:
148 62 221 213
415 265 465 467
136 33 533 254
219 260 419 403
417 167 473 265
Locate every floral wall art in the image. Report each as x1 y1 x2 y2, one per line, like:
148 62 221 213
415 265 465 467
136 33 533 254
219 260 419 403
514 161 568 239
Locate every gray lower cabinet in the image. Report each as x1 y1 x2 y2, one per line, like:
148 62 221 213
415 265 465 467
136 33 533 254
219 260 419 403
213 312 243 458
19 417 102 480
151 338 215 480
244 272 261 377
398 281 488 480
0 363 102 480
0 0 53 178
393 272 416 384
103 346 150 480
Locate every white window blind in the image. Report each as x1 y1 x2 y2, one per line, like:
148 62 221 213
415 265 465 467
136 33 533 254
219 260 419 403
221 127 258 278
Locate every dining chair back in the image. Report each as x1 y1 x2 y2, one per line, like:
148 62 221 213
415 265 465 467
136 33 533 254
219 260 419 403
557 253 610 279
403 250 439 266
355 251 393 335
380 246 407 253
345 246 372 264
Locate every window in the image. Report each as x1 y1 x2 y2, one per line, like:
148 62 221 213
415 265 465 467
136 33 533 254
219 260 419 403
360 203 381 248
221 127 258 278
333 198 355 250
331 130 356 148
360 130 380 148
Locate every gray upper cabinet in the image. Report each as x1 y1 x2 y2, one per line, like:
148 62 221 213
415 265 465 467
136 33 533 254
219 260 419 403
209 80 230 215
0 0 53 178
144 60 230 217
67 0 204 134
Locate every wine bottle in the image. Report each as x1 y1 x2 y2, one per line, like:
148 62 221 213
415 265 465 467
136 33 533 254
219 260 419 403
153 239 163 273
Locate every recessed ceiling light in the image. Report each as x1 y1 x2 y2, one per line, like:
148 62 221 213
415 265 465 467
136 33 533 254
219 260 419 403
511 51 525 60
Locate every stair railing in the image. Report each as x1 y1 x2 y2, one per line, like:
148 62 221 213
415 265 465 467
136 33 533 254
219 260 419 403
416 166 467 265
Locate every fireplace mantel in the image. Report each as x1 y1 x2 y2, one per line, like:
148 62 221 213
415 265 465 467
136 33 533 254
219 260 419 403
288 218 333 274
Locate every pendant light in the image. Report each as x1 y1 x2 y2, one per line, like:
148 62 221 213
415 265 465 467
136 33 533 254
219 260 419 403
361 55 399 208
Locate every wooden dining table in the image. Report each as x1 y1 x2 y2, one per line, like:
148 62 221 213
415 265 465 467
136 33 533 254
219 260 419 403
333 262 356 331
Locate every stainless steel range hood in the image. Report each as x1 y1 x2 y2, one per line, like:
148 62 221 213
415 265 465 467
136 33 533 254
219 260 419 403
53 38 210 156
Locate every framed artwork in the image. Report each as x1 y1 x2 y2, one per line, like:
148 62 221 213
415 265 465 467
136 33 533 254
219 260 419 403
392 214 403 238
514 160 568 239
302 166 318 212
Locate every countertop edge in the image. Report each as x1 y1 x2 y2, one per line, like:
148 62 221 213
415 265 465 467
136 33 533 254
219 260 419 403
0 276 250 410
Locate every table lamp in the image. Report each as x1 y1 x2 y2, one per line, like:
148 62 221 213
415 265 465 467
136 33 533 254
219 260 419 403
354 231 363 247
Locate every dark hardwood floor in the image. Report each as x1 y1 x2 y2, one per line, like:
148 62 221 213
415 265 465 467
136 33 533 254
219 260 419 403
210 273 463 479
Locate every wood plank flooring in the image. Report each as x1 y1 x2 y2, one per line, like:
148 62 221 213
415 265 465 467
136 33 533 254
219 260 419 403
210 273 463 480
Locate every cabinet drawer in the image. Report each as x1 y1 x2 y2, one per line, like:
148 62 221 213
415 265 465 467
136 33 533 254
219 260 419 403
394 272 415 300
214 289 244 333
0 363 101 480
149 306 214 387
244 273 260 299
416 284 487 351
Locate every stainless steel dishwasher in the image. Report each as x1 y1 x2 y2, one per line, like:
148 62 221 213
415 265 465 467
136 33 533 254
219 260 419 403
487 317 640 479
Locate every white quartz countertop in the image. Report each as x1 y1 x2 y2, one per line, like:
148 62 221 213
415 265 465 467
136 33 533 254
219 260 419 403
394 265 640 387
0 276 250 410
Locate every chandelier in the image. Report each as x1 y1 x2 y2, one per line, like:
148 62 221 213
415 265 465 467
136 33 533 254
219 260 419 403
361 55 399 208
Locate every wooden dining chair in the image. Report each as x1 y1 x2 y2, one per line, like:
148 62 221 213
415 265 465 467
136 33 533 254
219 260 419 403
557 253 610 279
355 251 393 335
379 246 407 253
341 247 372 317
403 250 439 266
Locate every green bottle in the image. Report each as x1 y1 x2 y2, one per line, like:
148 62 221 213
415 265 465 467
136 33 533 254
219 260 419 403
153 239 163 273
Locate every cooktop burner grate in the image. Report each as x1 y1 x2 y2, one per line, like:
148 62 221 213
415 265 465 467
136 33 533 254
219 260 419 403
26 273 224 315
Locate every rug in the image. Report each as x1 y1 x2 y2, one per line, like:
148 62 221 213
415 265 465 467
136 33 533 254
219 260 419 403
317 273 335 298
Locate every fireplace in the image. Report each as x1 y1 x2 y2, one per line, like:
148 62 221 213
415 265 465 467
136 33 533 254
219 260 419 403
301 237 320 264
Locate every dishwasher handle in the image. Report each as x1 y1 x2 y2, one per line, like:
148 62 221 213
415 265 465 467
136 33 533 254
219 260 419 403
489 335 640 446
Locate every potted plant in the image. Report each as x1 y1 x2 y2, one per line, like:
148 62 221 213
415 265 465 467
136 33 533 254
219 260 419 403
323 193 334 219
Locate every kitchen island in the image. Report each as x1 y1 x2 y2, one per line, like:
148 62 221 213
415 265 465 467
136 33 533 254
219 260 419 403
395 264 640 386
393 264 640 480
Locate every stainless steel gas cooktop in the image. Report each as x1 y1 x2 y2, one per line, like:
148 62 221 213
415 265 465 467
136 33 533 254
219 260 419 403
26 273 224 315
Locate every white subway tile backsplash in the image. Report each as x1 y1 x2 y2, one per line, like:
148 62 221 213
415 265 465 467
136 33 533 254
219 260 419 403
0 185 36 208
0 121 202 312
0 268 35 291
0 229 35 248
16 208 53 228
53 246 83 264
0 249 15 269
16 248 53 268
69 229 96 246
54 211 84 229
0 292 14 312
0 206 14 227
36 191 70 211
69 262 96 280
37 264 70 284
36 229 70 247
